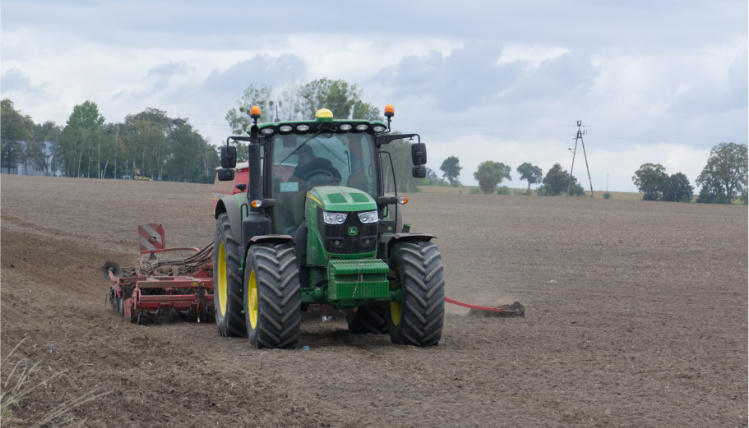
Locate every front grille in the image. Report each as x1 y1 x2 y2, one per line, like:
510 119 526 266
319 210 378 255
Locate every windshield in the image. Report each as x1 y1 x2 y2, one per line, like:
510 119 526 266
269 131 377 234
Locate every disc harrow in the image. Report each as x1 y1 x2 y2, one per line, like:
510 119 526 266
103 225 215 325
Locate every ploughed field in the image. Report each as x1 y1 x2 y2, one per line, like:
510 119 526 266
1 174 747 427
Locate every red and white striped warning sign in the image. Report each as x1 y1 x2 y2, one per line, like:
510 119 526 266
138 223 165 253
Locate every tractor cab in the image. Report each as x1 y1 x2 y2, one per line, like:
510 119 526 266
216 107 426 239
268 124 378 236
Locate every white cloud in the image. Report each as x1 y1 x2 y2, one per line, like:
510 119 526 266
497 43 571 68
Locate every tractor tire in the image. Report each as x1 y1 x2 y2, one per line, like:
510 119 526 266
213 213 246 337
387 241 445 347
244 242 301 349
347 305 388 334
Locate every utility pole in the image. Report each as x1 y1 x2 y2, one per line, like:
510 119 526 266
568 120 594 197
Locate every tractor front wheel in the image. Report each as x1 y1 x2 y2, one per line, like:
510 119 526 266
213 213 246 337
387 241 445 346
244 243 301 349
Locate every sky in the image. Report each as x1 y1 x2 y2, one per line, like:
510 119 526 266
2 1 747 192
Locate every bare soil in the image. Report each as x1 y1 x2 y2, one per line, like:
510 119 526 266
1 174 747 427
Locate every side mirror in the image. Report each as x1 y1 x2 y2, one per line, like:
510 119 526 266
412 165 427 178
221 145 237 169
411 142 427 165
217 168 235 182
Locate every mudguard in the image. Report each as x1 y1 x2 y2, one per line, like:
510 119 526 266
249 234 294 246
383 232 435 259
214 195 245 245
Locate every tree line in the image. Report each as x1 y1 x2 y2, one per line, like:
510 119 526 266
632 142 747 204
1 99 218 183
437 141 748 204
437 155 585 196
1 77 420 191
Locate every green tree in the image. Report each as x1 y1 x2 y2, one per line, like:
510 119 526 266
633 163 669 201
226 79 383 135
121 108 184 180
663 172 694 202
542 163 583 196
351 100 383 121
516 162 543 190
22 117 49 173
473 161 511 194
696 142 748 203
40 121 63 174
59 101 105 177
297 78 360 119
381 138 419 193
3 100 216 182
440 156 462 185
225 84 274 133
121 114 160 179
1 99 31 173
696 177 729 204
163 119 216 182
26 121 63 174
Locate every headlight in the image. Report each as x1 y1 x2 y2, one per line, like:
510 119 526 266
372 125 386 132
279 125 293 133
261 128 275 135
296 124 310 132
339 124 352 131
323 211 347 225
357 210 379 224
355 124 369 131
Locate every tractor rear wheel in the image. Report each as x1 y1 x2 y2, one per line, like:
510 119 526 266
387 241 445 347
244 243 301 349
347 305 388 334
213 213 246 337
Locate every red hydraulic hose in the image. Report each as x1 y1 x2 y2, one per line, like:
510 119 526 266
444 297 505 313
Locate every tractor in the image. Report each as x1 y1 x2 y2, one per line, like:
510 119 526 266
212 105 445 349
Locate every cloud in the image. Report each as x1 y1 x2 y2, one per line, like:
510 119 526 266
1 67 50 102
1 67 32 92
146 61 188 92
371 41 527 112
672 46 748 114
203 54 306 95
497 44 571 67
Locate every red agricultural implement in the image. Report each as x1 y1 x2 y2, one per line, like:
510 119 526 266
103 224 215 325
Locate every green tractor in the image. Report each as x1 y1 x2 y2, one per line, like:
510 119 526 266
212 105 444 348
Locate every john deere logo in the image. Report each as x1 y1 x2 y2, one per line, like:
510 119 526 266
347 226 358 236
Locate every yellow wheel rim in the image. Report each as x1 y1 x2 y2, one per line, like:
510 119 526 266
390 301 402 326
248 270 258 329
217 242 227 316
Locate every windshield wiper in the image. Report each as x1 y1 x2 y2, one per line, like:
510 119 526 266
280 128 326 164
279 123 343 164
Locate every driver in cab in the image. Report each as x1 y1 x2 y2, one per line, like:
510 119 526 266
291 145 341 185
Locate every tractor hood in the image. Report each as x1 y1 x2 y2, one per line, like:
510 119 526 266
306 186 377 212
